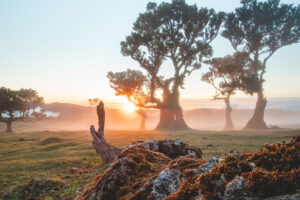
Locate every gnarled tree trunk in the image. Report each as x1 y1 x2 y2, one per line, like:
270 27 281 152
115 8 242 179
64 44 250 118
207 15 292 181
156 88 189 130
156 109 175 130
90 101 122 163
156 107 188 130
174 107 189 129
224 97 234 130
244 90 268 130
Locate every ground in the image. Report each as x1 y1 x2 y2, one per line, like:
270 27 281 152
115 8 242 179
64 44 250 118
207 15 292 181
0 128 299 199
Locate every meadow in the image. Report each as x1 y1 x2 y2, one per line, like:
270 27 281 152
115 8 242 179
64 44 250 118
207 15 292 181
0 128 299 199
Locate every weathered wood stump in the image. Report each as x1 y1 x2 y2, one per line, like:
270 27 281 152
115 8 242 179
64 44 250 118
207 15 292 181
90 101 122 163
89 101 202 163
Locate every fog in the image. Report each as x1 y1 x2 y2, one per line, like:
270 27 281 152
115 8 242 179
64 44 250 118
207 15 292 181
1 101 300 133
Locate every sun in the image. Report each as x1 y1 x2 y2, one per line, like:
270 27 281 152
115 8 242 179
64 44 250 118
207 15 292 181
123 100 135 112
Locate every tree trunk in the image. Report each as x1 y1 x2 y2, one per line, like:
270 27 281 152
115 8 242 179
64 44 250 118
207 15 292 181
155 83 189 130
90 101 122 163
224 97 234 130
156 107 188 130
244 90 268 130
156 109 176 130
139 115 146 130
174 107 189 129
5 121 13 133
137 109 147 130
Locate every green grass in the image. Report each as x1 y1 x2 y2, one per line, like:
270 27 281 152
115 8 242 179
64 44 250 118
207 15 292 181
0 131 102 200
0 129 299 199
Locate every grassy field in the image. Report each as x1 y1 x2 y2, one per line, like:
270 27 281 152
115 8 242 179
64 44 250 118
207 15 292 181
0 129 299 199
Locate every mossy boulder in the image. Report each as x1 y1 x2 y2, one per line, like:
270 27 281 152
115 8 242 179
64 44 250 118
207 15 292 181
78 137 300 200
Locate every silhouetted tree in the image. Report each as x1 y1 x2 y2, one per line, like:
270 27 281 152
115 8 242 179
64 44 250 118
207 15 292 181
120 0 224 130
88 98 100 107
203 52 260 130
222 0 300 129
0 87 45 133
107 69 149 130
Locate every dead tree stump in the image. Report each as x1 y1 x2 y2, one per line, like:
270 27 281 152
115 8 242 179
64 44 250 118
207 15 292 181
90 101 122 163
89 101 202 164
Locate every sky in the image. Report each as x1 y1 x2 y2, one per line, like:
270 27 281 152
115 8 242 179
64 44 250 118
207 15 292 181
0 0 300 107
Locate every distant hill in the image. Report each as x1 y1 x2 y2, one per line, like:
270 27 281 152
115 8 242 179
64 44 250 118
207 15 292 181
43 102 96 118
40 102 300 131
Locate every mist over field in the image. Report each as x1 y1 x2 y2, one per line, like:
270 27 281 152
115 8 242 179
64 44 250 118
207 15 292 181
181 97 300 111
46 97 300 130
2 98 299 133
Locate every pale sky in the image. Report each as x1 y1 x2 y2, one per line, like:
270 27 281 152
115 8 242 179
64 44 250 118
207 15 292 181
1 0 300 106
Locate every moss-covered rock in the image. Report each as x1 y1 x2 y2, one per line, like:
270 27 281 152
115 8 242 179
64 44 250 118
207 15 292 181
78 136 300 200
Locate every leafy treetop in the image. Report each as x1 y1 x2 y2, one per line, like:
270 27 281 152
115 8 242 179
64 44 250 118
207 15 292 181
107 69 149 107
0 87 44 122
121 0 224 106
203 52 260 100
222 0 300 80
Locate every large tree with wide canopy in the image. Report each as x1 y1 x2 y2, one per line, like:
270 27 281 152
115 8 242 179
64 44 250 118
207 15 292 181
222 0 300 129
120 0 224 130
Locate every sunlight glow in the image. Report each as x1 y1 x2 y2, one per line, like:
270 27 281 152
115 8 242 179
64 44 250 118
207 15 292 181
122 99 135 112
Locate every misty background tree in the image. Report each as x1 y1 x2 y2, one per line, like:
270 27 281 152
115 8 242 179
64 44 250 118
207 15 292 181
120 0 224 130
88 98 100 107
107 69 149 130
222 0 300 129
0 87 45 133
202 52 260 130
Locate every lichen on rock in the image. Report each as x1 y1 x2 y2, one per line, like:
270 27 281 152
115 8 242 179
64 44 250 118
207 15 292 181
151 168 180 200
78 136 300 200
126 139 202 159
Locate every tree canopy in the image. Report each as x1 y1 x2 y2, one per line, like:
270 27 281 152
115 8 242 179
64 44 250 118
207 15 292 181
222 0 300 129
223 0 300 64
88 98 100 107
222 0 300 90
119 0 224 129
0 87 45 132
107 69 149 107
203 52 260 130
107 69 150 130
203 52 260 99
121 0 224 108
